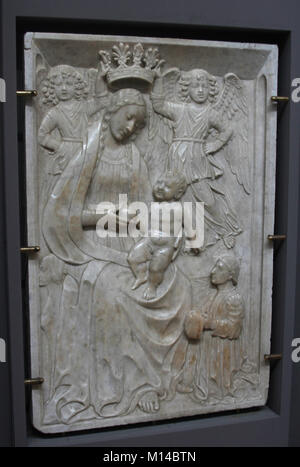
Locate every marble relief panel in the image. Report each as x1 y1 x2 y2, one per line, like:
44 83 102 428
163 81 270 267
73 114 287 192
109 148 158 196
24 33 278 433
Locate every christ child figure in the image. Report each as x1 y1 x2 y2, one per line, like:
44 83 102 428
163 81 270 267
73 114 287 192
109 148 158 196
128 170 200 300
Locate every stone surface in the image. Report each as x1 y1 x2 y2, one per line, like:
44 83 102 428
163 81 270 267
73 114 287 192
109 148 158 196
24 33 278 433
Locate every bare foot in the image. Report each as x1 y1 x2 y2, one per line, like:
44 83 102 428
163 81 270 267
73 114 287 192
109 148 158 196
131 276 147 290
138 391 160 413
143 284 157 300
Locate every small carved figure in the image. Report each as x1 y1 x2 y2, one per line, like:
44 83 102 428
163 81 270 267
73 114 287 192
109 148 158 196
127 170 199 299
205 255 244 338
183 253 245 399
38 64 108 175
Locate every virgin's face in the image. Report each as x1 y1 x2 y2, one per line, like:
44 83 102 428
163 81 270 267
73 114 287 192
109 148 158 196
109 104 146 142
210 259 231 285
52 74 76 101
189 72 209 104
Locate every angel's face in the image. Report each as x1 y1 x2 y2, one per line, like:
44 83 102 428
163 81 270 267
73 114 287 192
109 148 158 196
52 74 76 101
189 72 209 104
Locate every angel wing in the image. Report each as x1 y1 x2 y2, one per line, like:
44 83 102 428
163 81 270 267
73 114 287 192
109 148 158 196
36 54 49 85
163 67 182 102
83 68 98 99
212 73 250 195
36 54 50 108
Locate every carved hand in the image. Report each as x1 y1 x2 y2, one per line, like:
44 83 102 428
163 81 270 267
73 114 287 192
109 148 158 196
182 246 200 256
184 310 204 340
203 318 213 330
151 73 164 94
203 141 219 155
95 63 108 96
41 136 62 153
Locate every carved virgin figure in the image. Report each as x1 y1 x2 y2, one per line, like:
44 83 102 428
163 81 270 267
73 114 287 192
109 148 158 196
41 87 159 423
40 46 194 424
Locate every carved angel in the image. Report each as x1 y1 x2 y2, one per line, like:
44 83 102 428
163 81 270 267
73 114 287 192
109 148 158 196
150 68 249 249
38 64 109 177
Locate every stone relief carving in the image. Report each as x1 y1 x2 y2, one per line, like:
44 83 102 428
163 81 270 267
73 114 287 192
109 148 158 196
24 34 278 432
183 254 245 400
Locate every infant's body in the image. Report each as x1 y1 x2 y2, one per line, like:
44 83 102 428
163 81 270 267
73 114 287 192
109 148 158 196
128 170 195 300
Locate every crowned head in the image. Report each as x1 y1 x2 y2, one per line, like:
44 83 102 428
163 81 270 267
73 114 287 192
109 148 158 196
105 88 147 143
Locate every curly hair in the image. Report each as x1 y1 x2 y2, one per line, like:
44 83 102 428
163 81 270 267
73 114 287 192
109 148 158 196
40 65 88 106
178 69 219 104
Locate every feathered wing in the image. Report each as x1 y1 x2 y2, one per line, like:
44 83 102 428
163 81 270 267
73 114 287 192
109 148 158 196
213 73 250 195
36 54 50 108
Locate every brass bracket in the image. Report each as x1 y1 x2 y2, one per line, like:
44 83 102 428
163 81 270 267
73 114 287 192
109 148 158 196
264 354 282 362
267 234 287 241
20 246 40 253
268 234 286 253
24 377 44 386
271 96 289 103
16 90 37 97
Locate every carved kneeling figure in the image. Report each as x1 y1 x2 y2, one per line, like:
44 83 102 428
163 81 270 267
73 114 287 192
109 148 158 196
179 254 244 396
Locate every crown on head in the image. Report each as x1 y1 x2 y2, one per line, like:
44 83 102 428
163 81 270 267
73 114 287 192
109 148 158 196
99 42 164 86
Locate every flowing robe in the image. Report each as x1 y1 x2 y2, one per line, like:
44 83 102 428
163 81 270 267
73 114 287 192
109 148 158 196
193 287 245 401
41 118 192 425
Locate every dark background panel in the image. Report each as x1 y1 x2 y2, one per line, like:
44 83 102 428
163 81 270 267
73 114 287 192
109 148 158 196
289 135 300 447
0 0 12 448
